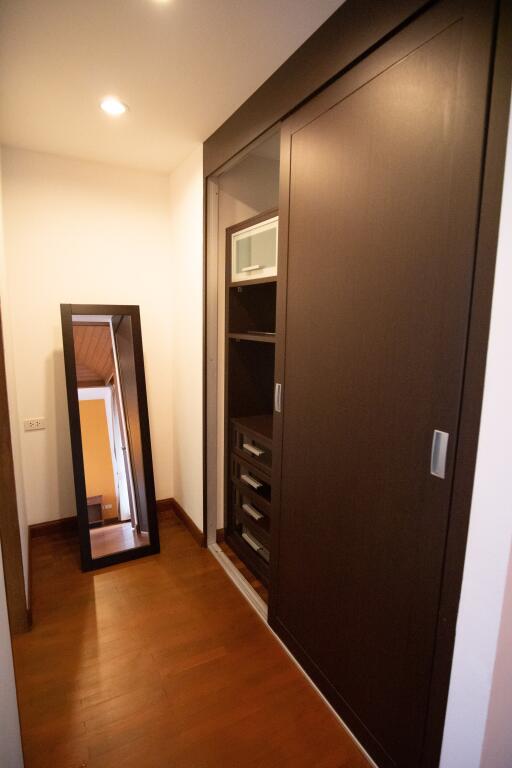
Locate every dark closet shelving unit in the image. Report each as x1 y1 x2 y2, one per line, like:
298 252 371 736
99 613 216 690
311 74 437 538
224 209 278 589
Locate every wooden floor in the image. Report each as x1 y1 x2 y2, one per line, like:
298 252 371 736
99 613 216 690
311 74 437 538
90 521 149 559
13 514 371 768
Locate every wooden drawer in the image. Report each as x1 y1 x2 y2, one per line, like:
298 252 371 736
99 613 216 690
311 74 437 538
233 482 271 520
226 529 269 585
231 455 271 503
232 485 270 549
240 526 270 563
231 417 272 475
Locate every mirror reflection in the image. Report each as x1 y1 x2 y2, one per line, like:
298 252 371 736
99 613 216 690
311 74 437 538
72 313 150 559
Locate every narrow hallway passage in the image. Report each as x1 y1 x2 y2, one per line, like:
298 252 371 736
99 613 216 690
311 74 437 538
12 514 370 768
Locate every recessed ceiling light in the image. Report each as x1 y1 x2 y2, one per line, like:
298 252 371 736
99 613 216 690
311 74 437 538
100 96 128 117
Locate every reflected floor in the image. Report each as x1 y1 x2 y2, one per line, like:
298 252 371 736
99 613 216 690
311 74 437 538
90 521 149 559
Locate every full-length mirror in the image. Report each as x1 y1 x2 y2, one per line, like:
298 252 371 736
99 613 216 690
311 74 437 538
61 304 159 570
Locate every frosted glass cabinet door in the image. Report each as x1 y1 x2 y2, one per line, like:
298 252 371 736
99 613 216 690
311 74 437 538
231 216 278 283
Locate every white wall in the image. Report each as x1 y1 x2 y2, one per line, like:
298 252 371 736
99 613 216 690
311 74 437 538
480 545 512 767
0 542 24 768
169 146 204 531
440 95 512 768
1 146 173 525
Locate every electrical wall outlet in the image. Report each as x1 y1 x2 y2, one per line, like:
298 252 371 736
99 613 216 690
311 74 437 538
103 503 113 510
24 417 47 432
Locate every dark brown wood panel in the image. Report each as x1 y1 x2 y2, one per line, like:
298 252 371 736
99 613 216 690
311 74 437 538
0 310 29 634
421 1 512 761
229 282 277 335
270 2 498 767
227 341 275 420
232 414 273 442
203 0 433 175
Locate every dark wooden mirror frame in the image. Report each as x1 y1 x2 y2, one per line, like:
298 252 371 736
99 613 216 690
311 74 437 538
60 303 160 571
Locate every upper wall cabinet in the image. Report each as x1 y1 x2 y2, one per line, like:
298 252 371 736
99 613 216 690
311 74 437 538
230 214 278 284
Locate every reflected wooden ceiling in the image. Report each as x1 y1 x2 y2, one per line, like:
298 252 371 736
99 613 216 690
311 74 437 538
73 324 114 387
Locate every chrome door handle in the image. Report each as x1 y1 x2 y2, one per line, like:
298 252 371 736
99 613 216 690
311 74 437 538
274 382 282 413
431 430 449 478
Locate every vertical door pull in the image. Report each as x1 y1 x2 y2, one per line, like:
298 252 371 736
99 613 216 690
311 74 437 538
430 430 449 478
274 382 282 413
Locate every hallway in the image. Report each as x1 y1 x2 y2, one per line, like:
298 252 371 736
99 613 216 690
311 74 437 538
12 514 370 768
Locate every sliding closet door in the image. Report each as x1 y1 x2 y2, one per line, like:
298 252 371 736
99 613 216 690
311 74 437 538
270 1 497 766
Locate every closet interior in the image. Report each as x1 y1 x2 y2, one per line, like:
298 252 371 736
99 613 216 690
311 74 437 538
214 132 279 601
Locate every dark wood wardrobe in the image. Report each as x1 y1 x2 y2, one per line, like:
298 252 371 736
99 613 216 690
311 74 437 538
205 0 511 766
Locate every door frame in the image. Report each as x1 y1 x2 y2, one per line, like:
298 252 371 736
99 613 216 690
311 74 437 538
0 309 29 633
202 0 512 765
60 303 160 571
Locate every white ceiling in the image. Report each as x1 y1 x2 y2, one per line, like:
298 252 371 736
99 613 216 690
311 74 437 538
0 0 342 173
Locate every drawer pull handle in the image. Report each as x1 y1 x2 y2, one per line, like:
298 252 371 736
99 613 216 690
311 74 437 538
243 442 264 457
241 264 262 272
242 530 263 551
241 473 262 490
242 531 270 563
242 502 263 521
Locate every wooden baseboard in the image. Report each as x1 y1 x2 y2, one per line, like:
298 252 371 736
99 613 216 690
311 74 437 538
167 499 205 547
27 499 205 553
156 498 174 517
29 515 78 539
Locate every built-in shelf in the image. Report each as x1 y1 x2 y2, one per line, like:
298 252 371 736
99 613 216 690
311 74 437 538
228 332 276 344
225 210 278 593
229 276 277 289
232 414 273 442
